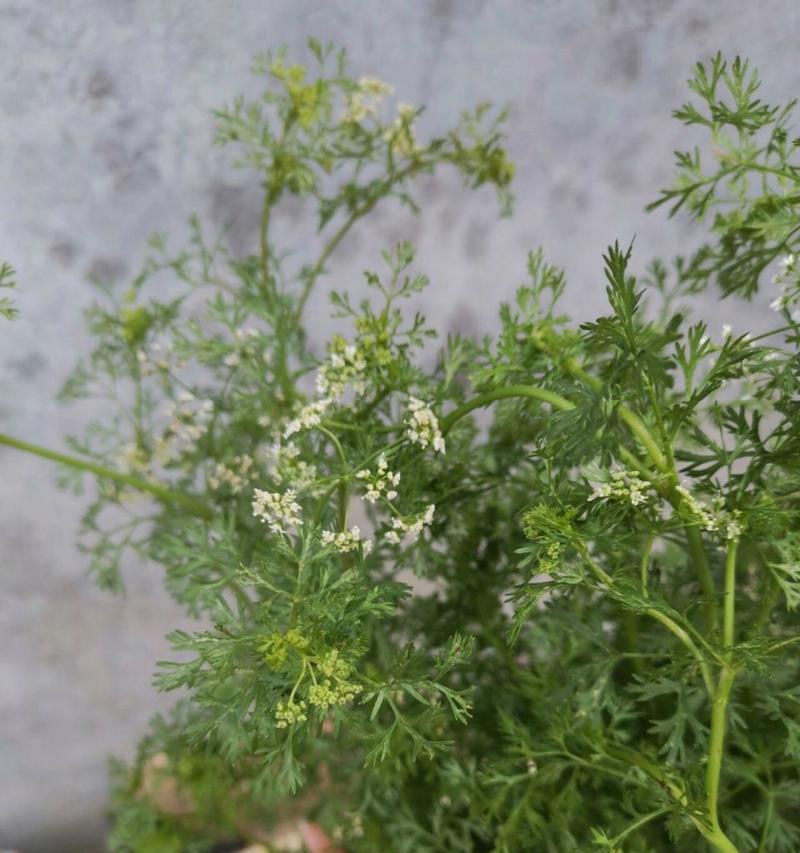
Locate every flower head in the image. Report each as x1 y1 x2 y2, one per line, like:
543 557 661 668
284 398 332 438
588 468 652 509
252 488 302 535
356 453 401 504
384 504 435 545
208 454 254 494
406 398 445 454
321 524 373 555
316 339 368 400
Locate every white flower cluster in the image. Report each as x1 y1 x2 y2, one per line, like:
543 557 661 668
385 504 435 544
675 485 742 541
342 76 394 124
384 103 420 159
268 441 318 491
321 525 373 555
168 392 214 441
284 398 332 438
159 392 215 461
331 812 365 843
136 340 182 377
252 488 302 535
117 443 151 475
406 397 445 454
770 253 800 320
208 454 254 493
356 454 400 504
588 467 652 507
222 327 260 368
316 342 368 400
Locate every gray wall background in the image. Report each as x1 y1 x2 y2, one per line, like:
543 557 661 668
1 1 797 850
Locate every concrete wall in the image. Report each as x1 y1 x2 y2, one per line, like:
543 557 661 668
1 1 797 849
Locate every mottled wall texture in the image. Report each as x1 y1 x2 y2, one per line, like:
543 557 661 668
1 1 797 849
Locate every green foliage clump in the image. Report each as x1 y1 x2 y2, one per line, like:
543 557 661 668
6 44 800 852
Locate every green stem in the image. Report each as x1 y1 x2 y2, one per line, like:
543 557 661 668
723 540 738 651
294 205 364 322
293 161 428 324
686 525 718 633
765 634 800 654
0 432 212 520
317 425 348 469
646 608 714 697
612 808 669 845
317 426 349 534
616 406 669 473
706 667 737 844
442 384 575 433
260 117 294 299
757 792 776 853
640 533 655 596
606 743 738 852
260 185 279 300
704 540 740 851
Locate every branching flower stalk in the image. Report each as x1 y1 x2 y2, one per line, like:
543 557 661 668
3 45 800 852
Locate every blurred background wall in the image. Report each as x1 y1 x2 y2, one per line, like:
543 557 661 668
0 1 797 849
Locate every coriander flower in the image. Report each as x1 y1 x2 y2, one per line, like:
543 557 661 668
406 397 445 454
588 468 652 508
284 398 332 438
725 515 744 541
252 488 302 535
675 484 742 541
356 453 401 504
384 103 420 159
163 393 215 457
359 76 394 96
316 341 368 400
234 327 259 342
321 525 373 555
769 253 800 314
208 454 254 494
117 444 151 475
384 504 435 545
341 77 393 124
268 441 318 490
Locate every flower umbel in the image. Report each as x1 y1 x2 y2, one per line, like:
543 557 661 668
385 504 435 545
356 453 401 504
321 525 373 555
588 467 653 508
405 397 445 454
251 488 302 535
284 398 332 438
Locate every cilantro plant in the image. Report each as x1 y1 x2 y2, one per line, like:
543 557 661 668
3 45 800 852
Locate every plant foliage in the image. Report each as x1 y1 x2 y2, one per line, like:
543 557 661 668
5 45 800 853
